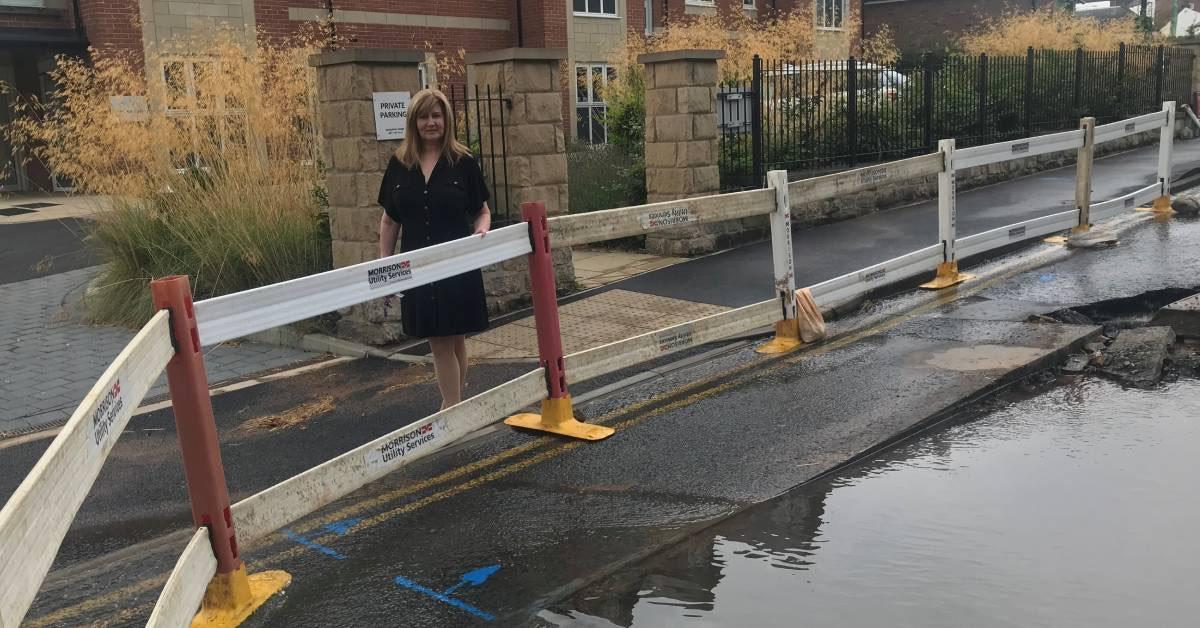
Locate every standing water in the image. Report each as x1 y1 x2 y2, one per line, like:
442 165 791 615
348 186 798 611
543 377 1200 628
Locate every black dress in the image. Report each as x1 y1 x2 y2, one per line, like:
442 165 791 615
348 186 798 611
377 154 490 338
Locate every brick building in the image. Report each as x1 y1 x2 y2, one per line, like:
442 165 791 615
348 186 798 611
2 0 859 192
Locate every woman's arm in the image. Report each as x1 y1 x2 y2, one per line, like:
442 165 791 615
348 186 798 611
380 212 401 257
473 202 491 237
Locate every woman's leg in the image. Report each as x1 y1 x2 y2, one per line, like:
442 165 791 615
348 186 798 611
428 336 462 410
453 335 469 396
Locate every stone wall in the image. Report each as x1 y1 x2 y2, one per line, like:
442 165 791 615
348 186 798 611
467 48 576 314
311 49 423 345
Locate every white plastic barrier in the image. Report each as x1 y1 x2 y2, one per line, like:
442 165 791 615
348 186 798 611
0 311 174 628
548 187 775 247
956 210 1079 259
953 129 1087 170
194 223 533 347
1094 110 1170 145
146 528 216 628
228 369 546 545
1090 183 1163 222
788 152 944 205
565 300 779 383
810 245 945 307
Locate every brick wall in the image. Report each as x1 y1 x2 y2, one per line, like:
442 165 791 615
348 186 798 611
0 0 77 30
863 0 1020 55
76 0 143 58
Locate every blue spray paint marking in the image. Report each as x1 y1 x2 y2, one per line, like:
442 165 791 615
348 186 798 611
394 575 496 621
442 565 501 595
1040 273 1057 283
282 529 346 560
322 517 362 536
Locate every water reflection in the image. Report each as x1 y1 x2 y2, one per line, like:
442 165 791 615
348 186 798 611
543 378 1200 628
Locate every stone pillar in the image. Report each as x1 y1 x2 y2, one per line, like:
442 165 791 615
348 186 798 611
467 48 575 314
310 48 423 345
639 49 729 256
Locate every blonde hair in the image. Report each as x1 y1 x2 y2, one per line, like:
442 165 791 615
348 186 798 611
396 88 470 168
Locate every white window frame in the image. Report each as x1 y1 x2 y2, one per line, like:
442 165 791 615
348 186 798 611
573 0 619 18
816 0 848 30
685 0 716 6
160 57 247 170
743 0 756 9
575 63 613 145
0 0 47 8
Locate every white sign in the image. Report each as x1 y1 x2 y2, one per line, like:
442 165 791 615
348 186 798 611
91 378 125 448
109 96 148 121
367 258 414 289
366 419 448 468
372 91 411 141
639 206 695 230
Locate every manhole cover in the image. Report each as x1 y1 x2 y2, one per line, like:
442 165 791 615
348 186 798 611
14 202 59 209
0 207 37 216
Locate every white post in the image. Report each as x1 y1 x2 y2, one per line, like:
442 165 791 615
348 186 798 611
921 139 969 289
1156 101 1177 211
768 169 795 322
1075 117 1096 229
938 138 957 265
757 169 801 354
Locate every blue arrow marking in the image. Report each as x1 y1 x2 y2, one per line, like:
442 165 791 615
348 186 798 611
282 529 346 560
442 565 501 595
395 575 496 621
322 517 362 536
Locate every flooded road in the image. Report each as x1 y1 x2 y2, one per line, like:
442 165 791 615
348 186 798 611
546 376 1200 628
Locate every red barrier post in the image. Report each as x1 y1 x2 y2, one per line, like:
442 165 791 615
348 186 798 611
504 202 614 441
150 275 289 626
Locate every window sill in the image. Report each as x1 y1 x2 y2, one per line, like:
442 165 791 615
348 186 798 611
0 6 63 17
573 11 621 19
816 26 846 32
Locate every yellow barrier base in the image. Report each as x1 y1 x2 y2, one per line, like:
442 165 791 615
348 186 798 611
192 565 291 628
505 396 614 441
919 261 973 290
757 319 804 354
1136 196 1175 214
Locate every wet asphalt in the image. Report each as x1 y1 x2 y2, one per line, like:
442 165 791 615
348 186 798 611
6 140 1200 626
0 218 97 285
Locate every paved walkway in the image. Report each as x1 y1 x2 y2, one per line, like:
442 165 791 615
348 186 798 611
0 267 317 435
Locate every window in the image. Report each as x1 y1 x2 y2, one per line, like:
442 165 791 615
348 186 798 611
685 0 715 5
576 64 615 144
573 0 617 16
816 0 847 29
161 58 246 169
743 0 755 8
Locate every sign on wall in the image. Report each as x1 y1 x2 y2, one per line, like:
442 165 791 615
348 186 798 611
372 91 411 141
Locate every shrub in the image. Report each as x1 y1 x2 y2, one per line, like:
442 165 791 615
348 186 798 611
567 142 645 214
959 7 1153 55
3 28 332 326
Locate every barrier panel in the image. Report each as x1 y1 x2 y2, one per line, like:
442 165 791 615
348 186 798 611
228 369 546 545
548 188 774 248
0 311 173 627
3 105 1182 628
195 224 533 347
146 528 216 628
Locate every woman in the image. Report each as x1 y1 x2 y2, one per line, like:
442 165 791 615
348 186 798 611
378 88 491 410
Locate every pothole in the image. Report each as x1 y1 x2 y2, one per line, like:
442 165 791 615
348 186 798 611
1030 287 1200 387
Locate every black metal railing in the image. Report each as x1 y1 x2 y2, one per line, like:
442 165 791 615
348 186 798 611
442 84 514 223
719 44 1194 191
